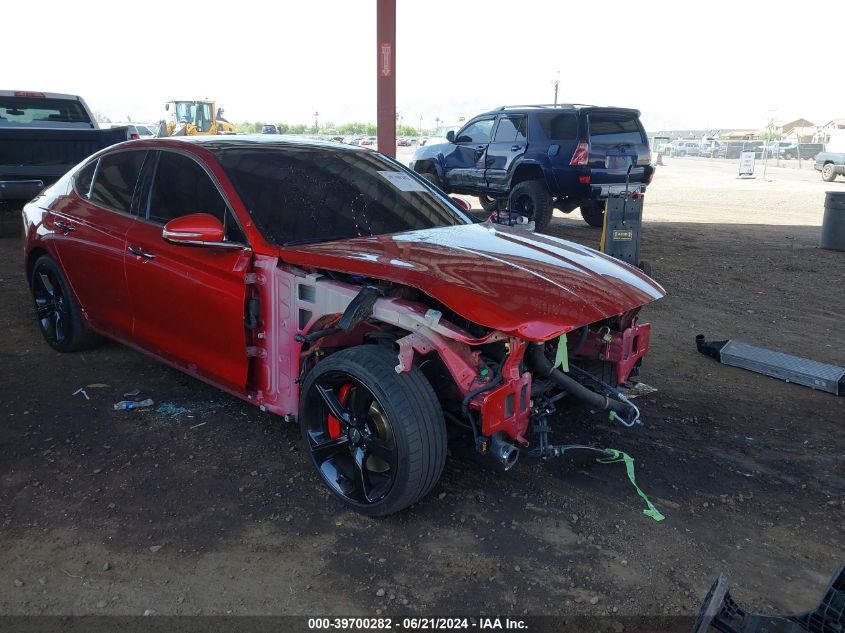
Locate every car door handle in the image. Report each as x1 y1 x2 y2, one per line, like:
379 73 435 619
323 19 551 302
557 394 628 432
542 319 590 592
475 145 486 151
128 245 156 260
511 145 523 152
54 220 75 233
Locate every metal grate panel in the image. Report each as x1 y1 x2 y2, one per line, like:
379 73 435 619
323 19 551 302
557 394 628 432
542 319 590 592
720 340 845 396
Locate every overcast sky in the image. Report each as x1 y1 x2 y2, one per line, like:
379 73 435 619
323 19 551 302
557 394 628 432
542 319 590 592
5 0 844 132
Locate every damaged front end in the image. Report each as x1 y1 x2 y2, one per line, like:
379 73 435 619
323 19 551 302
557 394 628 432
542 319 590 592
250 260 659 472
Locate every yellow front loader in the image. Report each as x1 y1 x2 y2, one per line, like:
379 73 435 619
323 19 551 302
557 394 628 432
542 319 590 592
161 100 235 136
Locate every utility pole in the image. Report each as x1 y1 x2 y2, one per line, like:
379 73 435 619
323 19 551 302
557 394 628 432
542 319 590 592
553 70 560 106
314 111 319 133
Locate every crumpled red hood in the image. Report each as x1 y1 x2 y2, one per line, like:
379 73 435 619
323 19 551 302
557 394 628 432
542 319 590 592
279 223 665 341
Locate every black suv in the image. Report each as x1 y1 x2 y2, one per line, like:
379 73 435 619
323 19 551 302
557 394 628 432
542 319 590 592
409 104 653 229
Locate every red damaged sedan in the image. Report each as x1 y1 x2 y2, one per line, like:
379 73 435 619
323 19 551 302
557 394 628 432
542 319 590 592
22 136 664 515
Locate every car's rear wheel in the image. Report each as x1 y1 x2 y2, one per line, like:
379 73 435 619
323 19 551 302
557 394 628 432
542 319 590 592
580 200 606 227
509 180 553 231
31 255 103 353
299 345 446 516
821 163 837 182
478 194 499 212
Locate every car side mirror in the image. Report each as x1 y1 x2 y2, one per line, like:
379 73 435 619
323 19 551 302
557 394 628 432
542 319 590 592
162 213 239 248
446 130 455 143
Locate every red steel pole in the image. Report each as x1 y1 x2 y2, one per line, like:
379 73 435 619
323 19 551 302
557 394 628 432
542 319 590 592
376 0 396 158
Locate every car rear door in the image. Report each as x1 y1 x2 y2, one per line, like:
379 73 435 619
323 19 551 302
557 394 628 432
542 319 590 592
48 149 147 339
443 118 494 191
123 149 251 392
485 115 527 193
586 110 649 192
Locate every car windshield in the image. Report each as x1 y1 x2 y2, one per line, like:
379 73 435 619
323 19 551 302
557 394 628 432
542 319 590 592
215 145 472 246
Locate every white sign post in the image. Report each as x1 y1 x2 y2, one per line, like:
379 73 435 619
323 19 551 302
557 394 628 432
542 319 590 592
738 151 756 179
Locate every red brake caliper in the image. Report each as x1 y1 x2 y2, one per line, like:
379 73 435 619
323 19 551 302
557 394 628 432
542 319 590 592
327 383 352 439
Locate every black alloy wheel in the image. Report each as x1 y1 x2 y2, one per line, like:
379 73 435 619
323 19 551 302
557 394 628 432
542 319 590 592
30 255 102 353
33 264 69 348
299 345 446 516
307 372 398 505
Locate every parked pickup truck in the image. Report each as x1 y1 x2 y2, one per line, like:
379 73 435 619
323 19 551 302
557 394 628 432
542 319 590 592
0 90 129 204
815 152 845 182
814 130 845 182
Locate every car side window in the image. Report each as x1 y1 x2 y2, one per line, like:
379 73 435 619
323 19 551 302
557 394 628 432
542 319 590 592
456 119 494 144
74 160 97 199
537 113 577 140
147 151 246 243
89 151 147 213
493 116 527 143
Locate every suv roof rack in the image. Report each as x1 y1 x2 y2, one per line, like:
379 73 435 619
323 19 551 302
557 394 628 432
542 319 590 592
493 104 597 111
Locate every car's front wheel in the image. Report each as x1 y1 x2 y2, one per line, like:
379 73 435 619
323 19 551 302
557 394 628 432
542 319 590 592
509 180 553 231
30 255 103 353
821 163 838 182
420 170 444 191
299 345 446 516
579 200 606 227
478 194 500 212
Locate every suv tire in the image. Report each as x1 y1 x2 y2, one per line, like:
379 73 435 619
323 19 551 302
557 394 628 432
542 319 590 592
821 163 837 182
580 200 606 228
509 180 553 231
478 194 499 213
420 171 444 190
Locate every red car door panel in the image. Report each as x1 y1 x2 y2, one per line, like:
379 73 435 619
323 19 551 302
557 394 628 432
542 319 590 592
125 149 251 392
48 151 147 338
124 221 251 391
49 205 134 337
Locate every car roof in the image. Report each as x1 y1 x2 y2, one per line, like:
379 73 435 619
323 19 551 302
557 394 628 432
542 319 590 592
145 134 365 152
479 104 642 117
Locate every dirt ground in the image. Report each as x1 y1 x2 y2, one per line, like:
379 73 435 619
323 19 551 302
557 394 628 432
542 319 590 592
1 156 843 619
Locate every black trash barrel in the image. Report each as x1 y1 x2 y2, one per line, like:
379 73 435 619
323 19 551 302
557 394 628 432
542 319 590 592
820 191 845 251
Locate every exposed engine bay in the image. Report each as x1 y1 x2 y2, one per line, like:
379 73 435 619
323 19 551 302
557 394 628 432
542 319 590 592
253 261 655 471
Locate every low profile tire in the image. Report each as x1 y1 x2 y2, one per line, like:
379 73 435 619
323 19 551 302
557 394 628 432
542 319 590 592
579 200 606 227
30 255 103 353
299 345 447 516
821 163 837 182
478 194 500 212
420 171 444 191
509 180 553 231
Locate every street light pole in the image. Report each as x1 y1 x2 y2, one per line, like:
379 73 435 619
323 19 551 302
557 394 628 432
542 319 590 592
553 70 560 106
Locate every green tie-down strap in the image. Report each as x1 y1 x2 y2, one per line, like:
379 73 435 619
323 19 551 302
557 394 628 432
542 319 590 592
552 332 569 372
597 449 665 522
